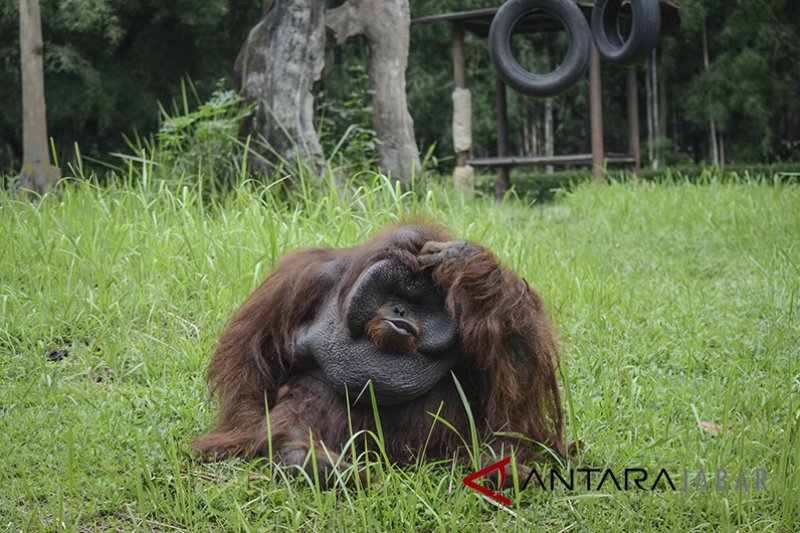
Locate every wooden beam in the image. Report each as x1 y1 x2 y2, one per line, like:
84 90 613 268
495 76 511 200
589 44 604 181
468 153 635 167
627 66 641 177
411 2 683 38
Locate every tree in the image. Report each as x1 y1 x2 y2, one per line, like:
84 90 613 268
236 0 327 177
664 0 800 164
327 0 421 181
18 0 58 193
236 0 421 182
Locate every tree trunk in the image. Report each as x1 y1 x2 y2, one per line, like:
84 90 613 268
18 0 58 194
327 0 421 183
236 0 327 177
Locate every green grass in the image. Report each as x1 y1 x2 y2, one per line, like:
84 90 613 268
1 174 798 531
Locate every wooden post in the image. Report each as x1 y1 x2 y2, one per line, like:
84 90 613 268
453 24 467 168
451 23 474 195
589 44 604 181
626 66 641 177
495 76 511 200
453 26 465 107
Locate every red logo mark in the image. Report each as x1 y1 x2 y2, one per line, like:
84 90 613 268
463 456 512 505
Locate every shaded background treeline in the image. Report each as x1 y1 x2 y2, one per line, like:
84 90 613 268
1 0 798 175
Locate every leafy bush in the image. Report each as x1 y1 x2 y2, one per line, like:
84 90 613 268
155 85 252 181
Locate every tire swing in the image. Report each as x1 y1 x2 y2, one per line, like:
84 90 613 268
591 0 661 66
488 0 592 97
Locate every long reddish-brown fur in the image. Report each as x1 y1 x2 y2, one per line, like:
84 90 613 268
194 221 565 478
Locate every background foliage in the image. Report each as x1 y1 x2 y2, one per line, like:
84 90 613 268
0 0 262 172
1 0 798 174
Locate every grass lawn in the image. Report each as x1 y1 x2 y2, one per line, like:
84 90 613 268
1 175 798 531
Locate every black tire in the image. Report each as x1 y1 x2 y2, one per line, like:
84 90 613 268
489 0 592 97
591 0 661 66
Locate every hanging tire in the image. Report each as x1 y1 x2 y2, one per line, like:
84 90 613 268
488 0 592 97
591 0 661 66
